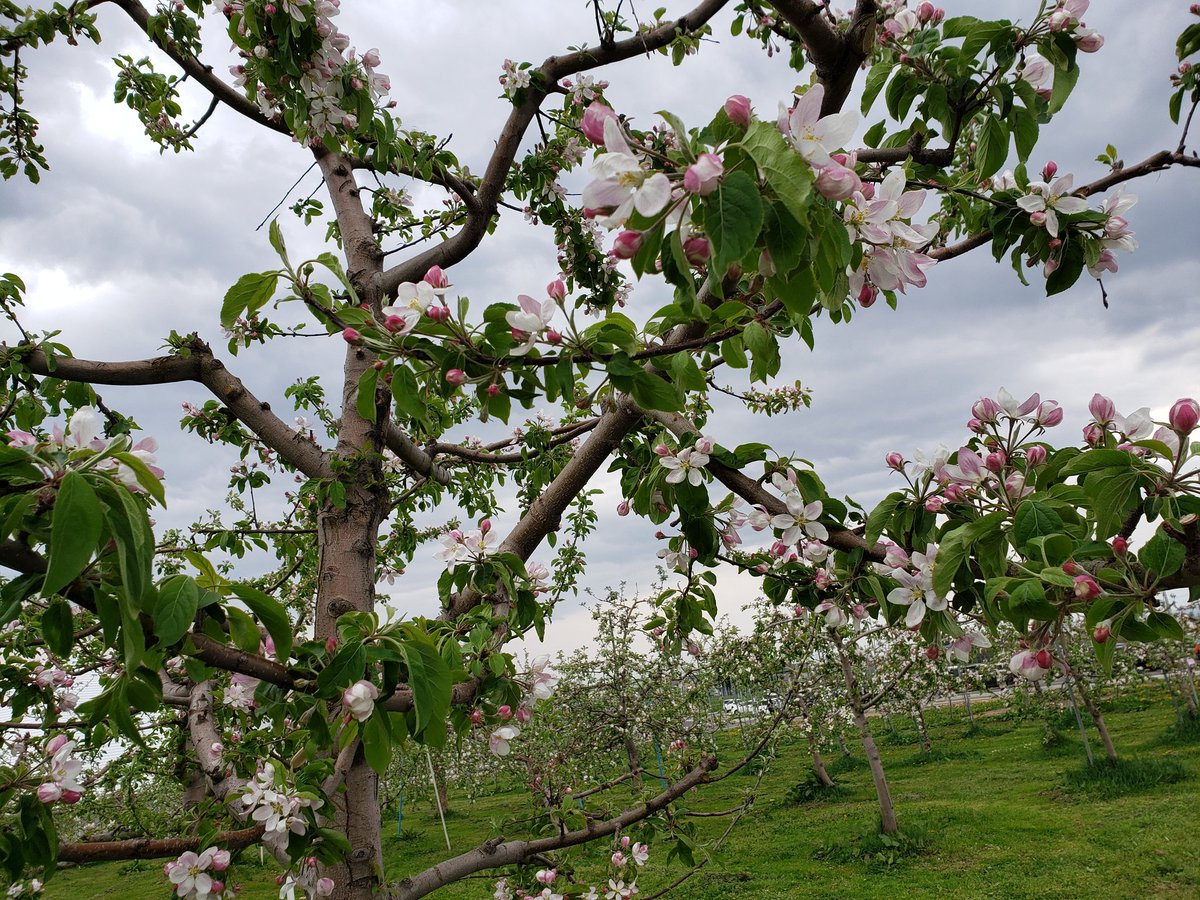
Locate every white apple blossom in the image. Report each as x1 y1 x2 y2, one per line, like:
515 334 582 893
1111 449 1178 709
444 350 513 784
784 84 859 167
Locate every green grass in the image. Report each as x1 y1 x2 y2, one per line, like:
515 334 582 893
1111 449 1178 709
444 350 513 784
44 694 1200 899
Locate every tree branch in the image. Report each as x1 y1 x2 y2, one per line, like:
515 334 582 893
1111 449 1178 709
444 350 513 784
58 824 265 864
10 342 331 479
391 755 719 900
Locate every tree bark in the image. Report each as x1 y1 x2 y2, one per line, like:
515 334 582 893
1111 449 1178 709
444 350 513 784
915 706 931 754
1074 677 1118 763
810 742 835 788
835 638 897 835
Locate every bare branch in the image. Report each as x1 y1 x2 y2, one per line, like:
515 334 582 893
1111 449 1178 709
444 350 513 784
58 824 265 864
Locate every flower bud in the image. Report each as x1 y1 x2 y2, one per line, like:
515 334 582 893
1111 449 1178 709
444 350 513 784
581 101 618 145
968 417 985 434
1111 535 1129 555
1041 161 1058 180
479 518 491 534
1089 393 1116 425
46 734 69 756
924 496 945 513
36 783 62 804
683 152 724 196
1083 422 1105 447
972 397 1001 424
1025 445 1047 466
60 789 82 805
924 645 940 660
860 182 875 200
545 328 563 344
885 451 905 470
1169 398 1200 435
516 705 532 724
445 368 466 387
1093 624 1112 643
857 283 878 308
423 265 450 289
547 278 566 301
815 163 862 201
612 230 643 259
497 704 512 720
1034 649 1053 669
654 443 672 457
724 94 752 127
683 235 711 266
1076 31 1104 53
985 450 1007 472
486 383 501 397
617 500 630 516
342 327 362 344
1073 573 1102 600
470 708 484 726
1029 211 1047 227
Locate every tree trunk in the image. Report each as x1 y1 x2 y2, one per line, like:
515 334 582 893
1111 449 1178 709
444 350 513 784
1075 679 1118 763
315 149 390 900
811 742 835 787
623 733 644 791
835 638 897 835
915 706 931 754
836 734 850 758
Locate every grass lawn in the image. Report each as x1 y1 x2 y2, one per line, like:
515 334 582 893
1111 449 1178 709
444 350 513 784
44 689 1200 899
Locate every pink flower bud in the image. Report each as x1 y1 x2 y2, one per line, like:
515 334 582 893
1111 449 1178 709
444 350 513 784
724 94 752 127
479 518 491 533
617 500 630 516
445 368 466 387
1169 398 1200 434
924 645 940 660
968 417 985 434
423 265 450 289
688 547 698 559
497 704 512 720
1062 561 1084 576
612 852 626 867
924 496 945 513
325 634 338 654
771 540 788 557
515 705 532 724
885 451 905 470
1076 31 1104 53
972 397 1001 424
687 640 702 658
654 443 672 457
815 163 862 201
852 603 867 619
211 882 225 896
655 530 666 539
1034 649 1054 670
860 182 875 200
612 230 643 259
1083 422 1105 447
1041 161 1058 180
1089 393 1116 424
581 101 618 145
545 328 563 344
916 1 938 23
36 783 62 804
1025 445 1047 466
486 383 501 397
1073 573 1102 601
683 153 724 196
857 283 878 308
384 315 408 333
1111 536 1129 555
60 789 81 805
342 327 361 344
547 278 566 301
943 483 966 502
46 734 69 756
264 3 276 13
470 708 484 726
985 450 1007 472
211 850 231 872
683 235 711 266
1029 211 1047 227
1093 625 1111 643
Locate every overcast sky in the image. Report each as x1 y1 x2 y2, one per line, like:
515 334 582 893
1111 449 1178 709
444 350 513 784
2 2 1198 659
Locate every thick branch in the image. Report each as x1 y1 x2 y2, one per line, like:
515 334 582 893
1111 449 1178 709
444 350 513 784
11 343 330 479
771 0 877 115
382 424 450 485
58 824 265 864
378 0 730 296
391 755 719 900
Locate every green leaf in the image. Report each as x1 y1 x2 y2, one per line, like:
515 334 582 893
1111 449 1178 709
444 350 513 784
743 321 780 383
228 584 292 663
400 631 452 736
155 574 199 645
630 371 683 412
41 599 73 658
933 524 972 598
268 218 289 265
363 711 392 775
225 606 261 653
43 472 103 597
1147 610 1185 641
706 169 764 276
389 366 426 421
1049 60 1079 114
974 115 1008 179
865 492 905 545
356 366 380 424
740 122 812 226
1009 105 1039 162
317 638 366 694
1138 530 1185 580
1061 449 1135 475
220 272 278 329
1013 500 1065 550
110 451 166 507
1086 471 1140 539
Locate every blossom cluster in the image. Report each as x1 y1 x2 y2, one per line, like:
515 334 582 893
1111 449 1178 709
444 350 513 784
493 835 648 899
487 655 560 757
224 0 391 140
239 764 322 855
35 735 83 805
164 847 232 900
6 406 163 488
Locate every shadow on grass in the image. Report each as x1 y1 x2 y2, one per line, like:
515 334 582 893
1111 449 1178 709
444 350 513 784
896 747 974 767
1156 712 1200 746
811 822 929 868
826 754 867 775
1062 756 1190 799
783 773 846 806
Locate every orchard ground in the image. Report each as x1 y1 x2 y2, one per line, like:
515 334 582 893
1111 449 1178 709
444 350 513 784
46 686 1200 899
